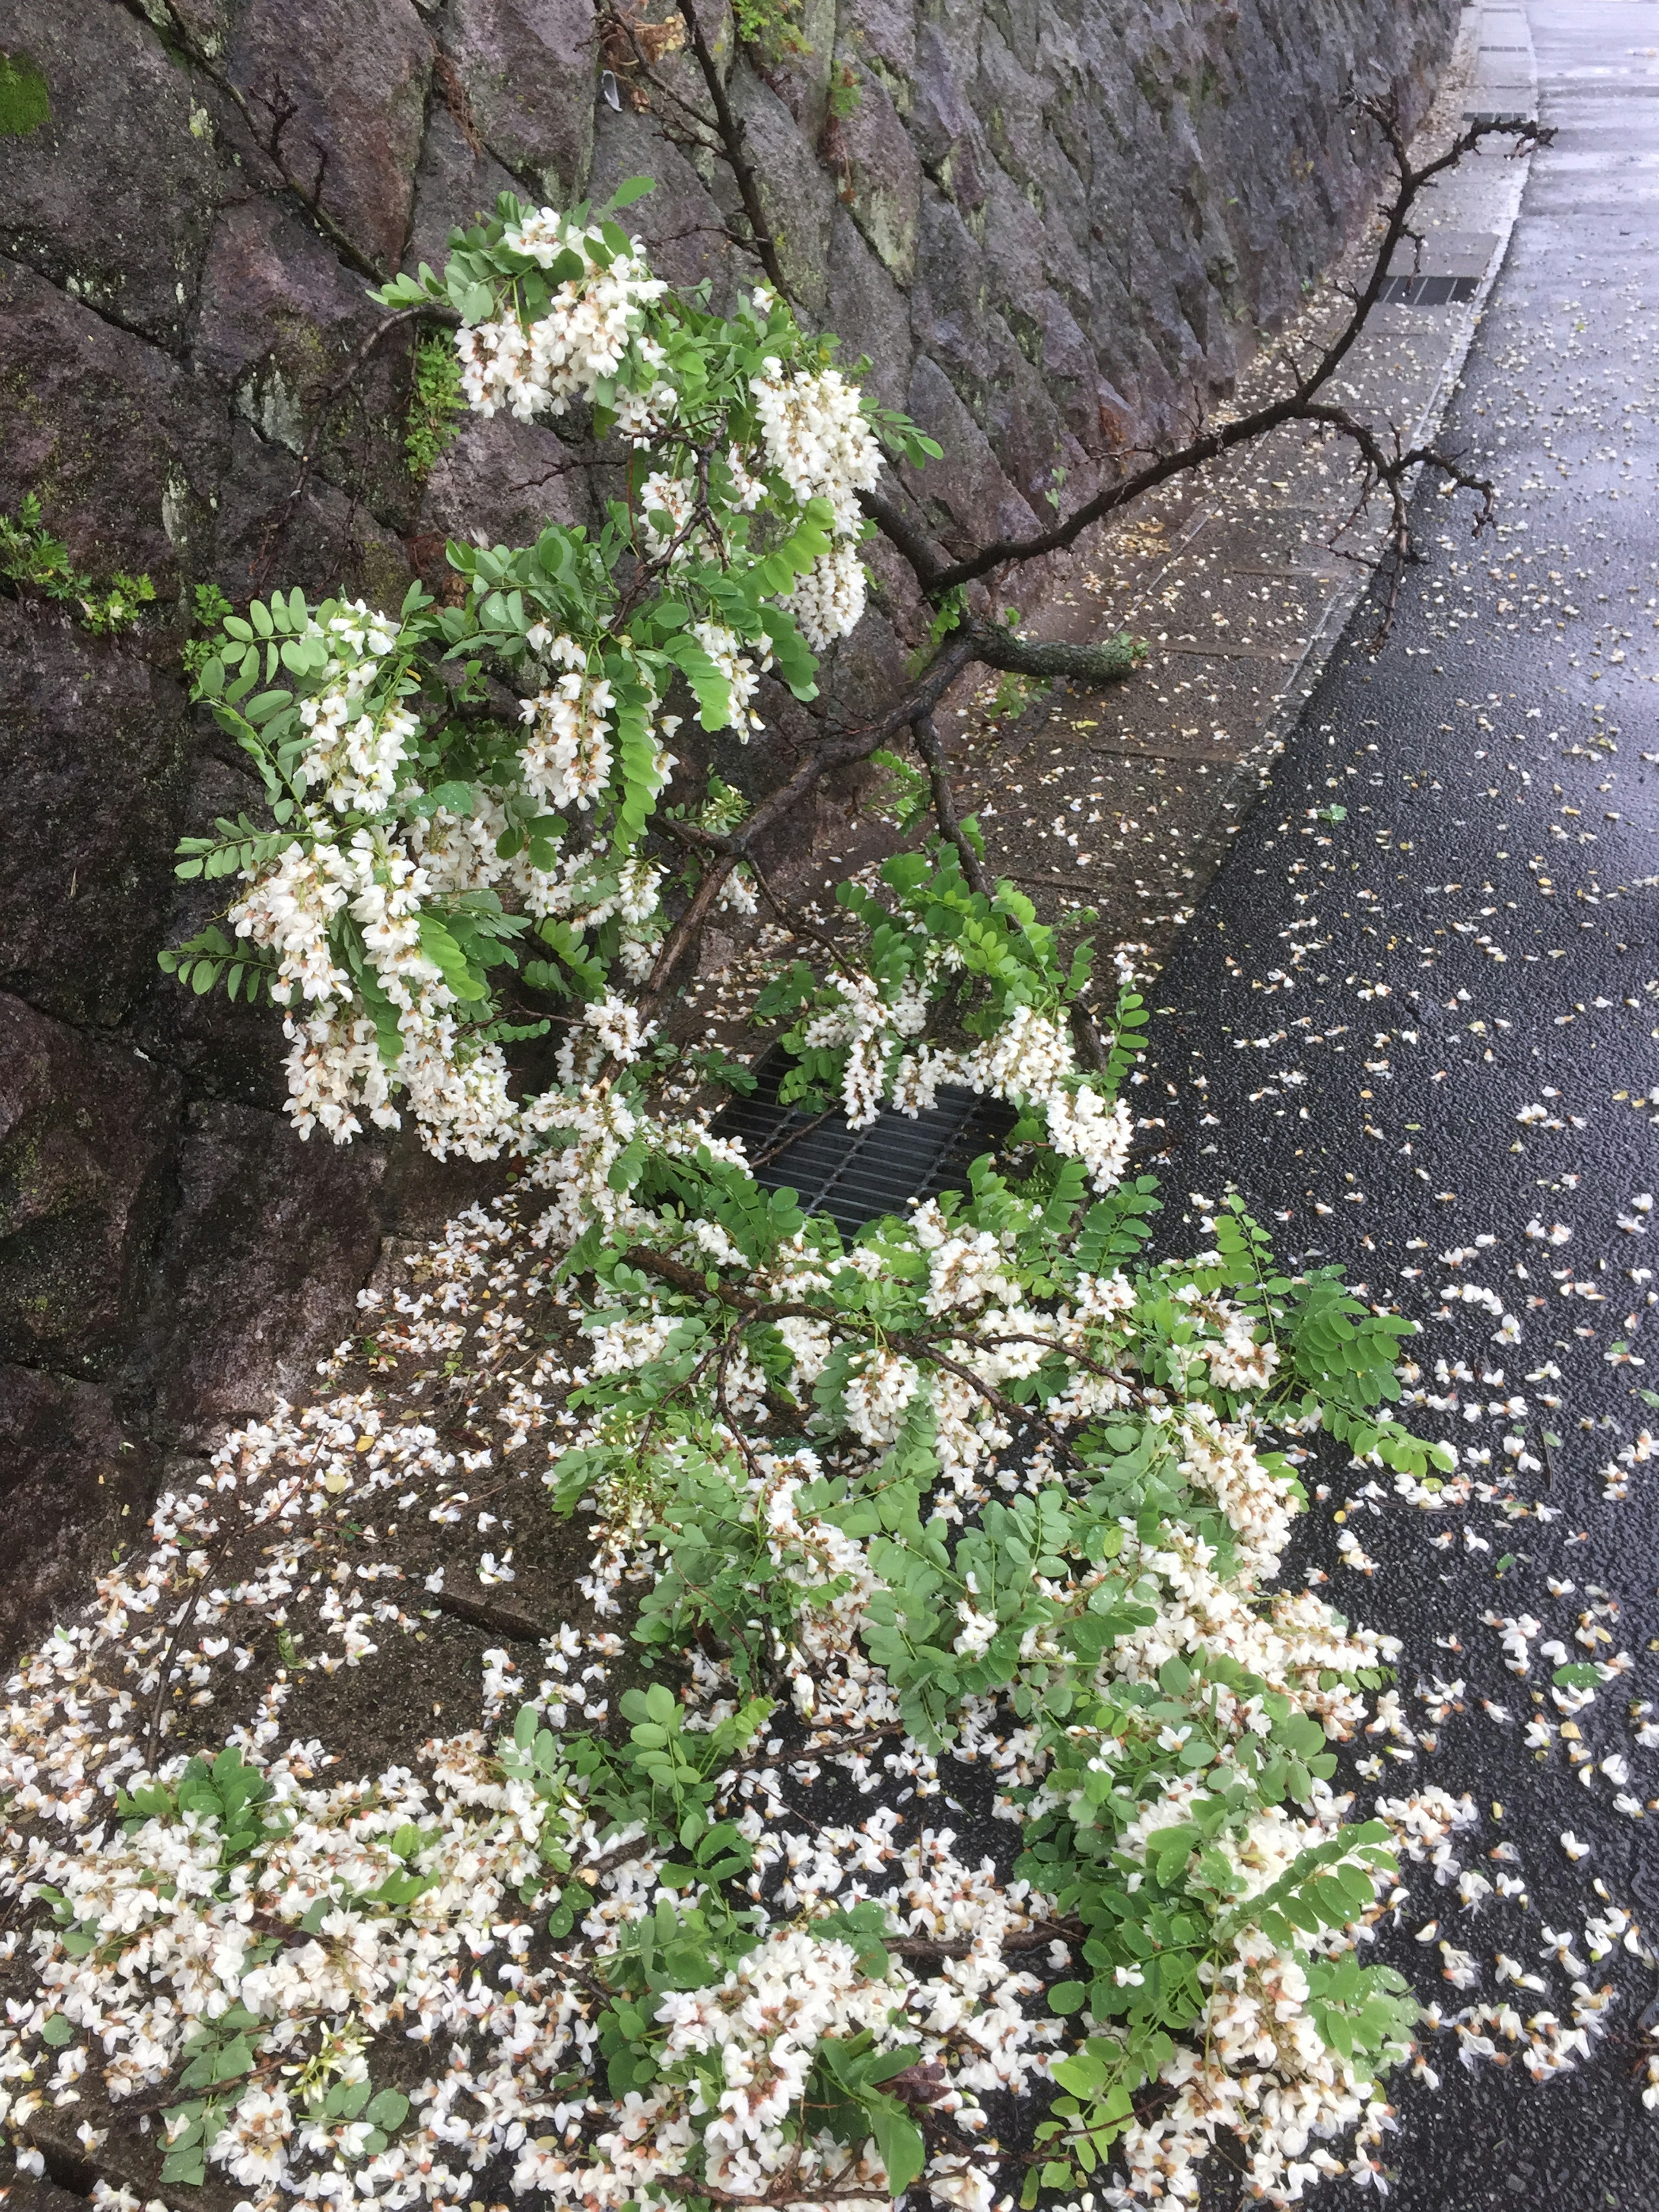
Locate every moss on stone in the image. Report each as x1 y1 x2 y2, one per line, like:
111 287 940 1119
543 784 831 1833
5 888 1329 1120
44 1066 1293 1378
0 51 50 137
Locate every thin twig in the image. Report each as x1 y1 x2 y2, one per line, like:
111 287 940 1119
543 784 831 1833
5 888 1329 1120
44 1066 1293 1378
671 0 790 297
634 630 979 1009
658 818 860 982
254 304 456 586
423 1585 549 1643
887 1913 1084 1960
751 1106 838 1170
142 1520 240 1767
113 0 388 281
639 844 741 1003
621 1249 1085 1468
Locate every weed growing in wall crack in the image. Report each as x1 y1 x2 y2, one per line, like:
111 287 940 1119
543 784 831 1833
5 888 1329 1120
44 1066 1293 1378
404 335 466 481
0 495 156 632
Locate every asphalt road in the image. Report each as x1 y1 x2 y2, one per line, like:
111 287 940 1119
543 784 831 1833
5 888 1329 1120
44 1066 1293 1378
1141 6 1659 2203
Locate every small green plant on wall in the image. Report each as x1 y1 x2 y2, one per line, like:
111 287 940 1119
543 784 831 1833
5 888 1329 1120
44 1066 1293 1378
0 49 51 137
404 333 466 480
0 495 155 633
732 0 807 54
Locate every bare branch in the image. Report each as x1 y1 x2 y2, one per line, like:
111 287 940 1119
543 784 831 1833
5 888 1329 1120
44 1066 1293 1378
112 0 388 282
911 711 990 898
671 0 791 298
855 485 946 588
916 108 1546 597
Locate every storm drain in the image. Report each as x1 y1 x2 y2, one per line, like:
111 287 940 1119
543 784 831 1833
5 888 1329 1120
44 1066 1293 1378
1463 108 1534 125
713 1053 1016 1235
1375 273 1481 305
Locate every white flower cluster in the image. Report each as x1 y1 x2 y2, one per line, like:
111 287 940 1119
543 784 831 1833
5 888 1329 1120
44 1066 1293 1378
220 594 686 1155
749 361 883 653
692 618 769 737
297 693 418 815
799 972 931 1125
229 832 358 1008
894 1005 1136 1190
750 359 883 536
520 656 615 810
779 538 868 653
639 467 696 559
455 212 667 424
1174 1284 1283 1397
231 810 522 1159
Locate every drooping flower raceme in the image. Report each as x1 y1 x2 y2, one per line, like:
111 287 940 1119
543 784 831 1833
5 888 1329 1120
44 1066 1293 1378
456 213 668 424
750 359 884 534
519 662 617 811
750 358 884 649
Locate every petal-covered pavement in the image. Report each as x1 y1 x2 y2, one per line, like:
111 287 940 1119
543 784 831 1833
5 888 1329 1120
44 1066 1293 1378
1144 4 1659 2201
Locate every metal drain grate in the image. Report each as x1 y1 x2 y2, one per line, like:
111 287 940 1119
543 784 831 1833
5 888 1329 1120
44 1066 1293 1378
1463 108 1533 125
1376 273 1481 305
712 1052 1016 1235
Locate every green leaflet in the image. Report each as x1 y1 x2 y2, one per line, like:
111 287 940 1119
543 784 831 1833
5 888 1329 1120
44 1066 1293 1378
1074 1177 1163 1272
613 689 667 850
416 913 489 1001
754 602 819 699
658 632 731 732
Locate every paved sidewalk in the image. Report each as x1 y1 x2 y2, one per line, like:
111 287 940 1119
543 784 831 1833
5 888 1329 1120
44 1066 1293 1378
1140 3 1659 2202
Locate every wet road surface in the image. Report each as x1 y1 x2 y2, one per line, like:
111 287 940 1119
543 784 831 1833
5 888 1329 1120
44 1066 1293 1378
1143 5 1659 2204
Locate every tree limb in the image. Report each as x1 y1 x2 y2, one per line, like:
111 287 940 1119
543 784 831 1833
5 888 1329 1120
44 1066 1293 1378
911 712 990 899
971 625 1144 686
672 0 791 299
636 629 982 1005
918 105 1544 597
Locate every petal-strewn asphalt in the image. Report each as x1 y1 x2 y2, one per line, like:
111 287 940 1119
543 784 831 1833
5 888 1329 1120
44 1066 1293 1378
1144 5 1659 2202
